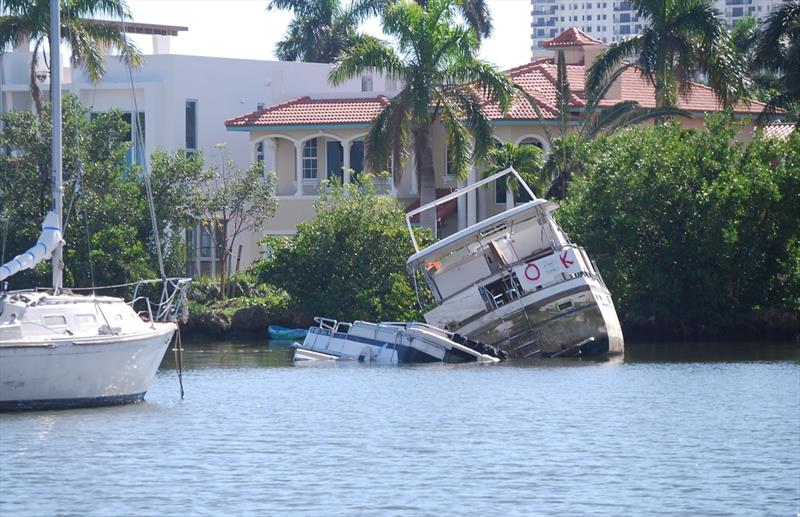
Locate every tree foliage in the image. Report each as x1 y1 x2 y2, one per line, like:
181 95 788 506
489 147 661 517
254 175 431 323
482 141 546 197
520 50 685 199
189 146 278 296
586 0 748 110
330 0 513 230
268 0 384 62
0 95 197 289
559 116 800 330
752 0 800 124
0 0 142 115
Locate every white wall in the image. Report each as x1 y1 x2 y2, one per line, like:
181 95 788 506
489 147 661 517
1 48 398 171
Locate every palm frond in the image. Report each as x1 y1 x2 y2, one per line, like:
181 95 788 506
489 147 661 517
438 98 472 181
554 49 571 134
446 86 494 161
586 35 642 95
329 34 404 85
605 106 690 133
457 0 493 39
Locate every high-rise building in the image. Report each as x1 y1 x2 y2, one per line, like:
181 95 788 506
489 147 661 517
531 0 785 58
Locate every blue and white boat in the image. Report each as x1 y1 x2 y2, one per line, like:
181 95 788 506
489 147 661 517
293 317 502 364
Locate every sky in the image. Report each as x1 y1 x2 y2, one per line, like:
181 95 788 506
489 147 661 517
124 0 534 70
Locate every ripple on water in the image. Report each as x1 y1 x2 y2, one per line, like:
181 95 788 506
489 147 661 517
1 343 798 516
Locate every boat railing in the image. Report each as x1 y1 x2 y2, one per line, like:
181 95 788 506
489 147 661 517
405 166 536 252
313 316 339 332
424 243 606 311
65 277 192 323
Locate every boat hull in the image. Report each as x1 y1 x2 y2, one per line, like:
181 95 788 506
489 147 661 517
435 277 624 359
294 321 499 364
0 323 176 411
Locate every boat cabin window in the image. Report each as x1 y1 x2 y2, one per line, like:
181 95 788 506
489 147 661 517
75 314 97 326
42 315 67 327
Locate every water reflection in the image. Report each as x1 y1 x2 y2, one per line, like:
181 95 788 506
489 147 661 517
164 337 800 371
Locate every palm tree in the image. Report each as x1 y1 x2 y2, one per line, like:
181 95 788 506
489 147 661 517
586 0 747 110
522 50 686 198
752 0 800 124
0 0 142 117
268 0 384 62
329 0 513 230
413 0 492 39
483 142 546 201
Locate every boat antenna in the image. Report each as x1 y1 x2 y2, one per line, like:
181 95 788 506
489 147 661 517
50 0 64 293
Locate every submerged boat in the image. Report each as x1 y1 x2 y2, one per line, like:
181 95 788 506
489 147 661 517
404 167 624 359
0 0 189 411
293 317 502 364
268 325 308 340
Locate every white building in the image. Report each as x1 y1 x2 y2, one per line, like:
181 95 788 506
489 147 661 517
1 21 397 277
530 0 785 58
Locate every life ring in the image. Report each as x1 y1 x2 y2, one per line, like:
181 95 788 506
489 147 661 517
524 263 540 281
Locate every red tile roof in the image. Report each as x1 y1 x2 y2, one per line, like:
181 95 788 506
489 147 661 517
543 27 603 48
225 96 390 127
225 29 767 130
487 57 766 119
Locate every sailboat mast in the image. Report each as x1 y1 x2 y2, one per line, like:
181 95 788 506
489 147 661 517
50 0 63 292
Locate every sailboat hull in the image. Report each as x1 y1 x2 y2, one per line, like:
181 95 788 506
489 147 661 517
0 323 175 411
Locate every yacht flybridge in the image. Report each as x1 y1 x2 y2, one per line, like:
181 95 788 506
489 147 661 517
405 167 624 359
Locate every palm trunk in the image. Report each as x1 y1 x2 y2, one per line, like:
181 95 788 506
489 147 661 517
30 41 44 118
414 125 437 233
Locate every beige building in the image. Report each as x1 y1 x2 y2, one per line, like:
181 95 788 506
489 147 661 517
225 28 768 268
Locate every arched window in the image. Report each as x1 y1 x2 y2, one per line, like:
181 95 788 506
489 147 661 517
519 136 544 149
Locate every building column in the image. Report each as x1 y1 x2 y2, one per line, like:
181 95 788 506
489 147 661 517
267 139 277 175
342 140 351 184
457 180 467 231
294 142 303 196
467 166 478 226
506 186 515 211
410 152 418 195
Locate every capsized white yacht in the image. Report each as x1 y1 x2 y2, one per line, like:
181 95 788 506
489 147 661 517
405 167 624 359
0 0 189 411
293 317 502 364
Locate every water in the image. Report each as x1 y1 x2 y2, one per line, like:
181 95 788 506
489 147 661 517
1 340 798 516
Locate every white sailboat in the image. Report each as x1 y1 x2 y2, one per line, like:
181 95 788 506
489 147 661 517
0 0 189 411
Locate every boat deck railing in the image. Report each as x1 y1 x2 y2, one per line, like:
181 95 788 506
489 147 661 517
405 166 537 252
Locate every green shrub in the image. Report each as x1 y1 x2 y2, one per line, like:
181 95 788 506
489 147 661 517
559 116 800 327
253 176 432 323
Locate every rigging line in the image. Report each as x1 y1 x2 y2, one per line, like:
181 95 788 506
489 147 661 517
119 18 166 282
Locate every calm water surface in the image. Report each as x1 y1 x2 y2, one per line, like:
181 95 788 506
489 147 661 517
1 340 798 516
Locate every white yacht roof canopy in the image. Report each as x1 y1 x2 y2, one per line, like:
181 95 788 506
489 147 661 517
406 168 558 272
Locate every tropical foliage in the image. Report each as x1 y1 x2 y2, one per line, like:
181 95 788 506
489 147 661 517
0 0 142 115
586 0 747 110
330 0 513 230
254 175 432 323
752 0 800 124
483 141 546 198
520 50 684 199
188 146 279 298
559 115 800 332
0 95 190 289
268 0 384 62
